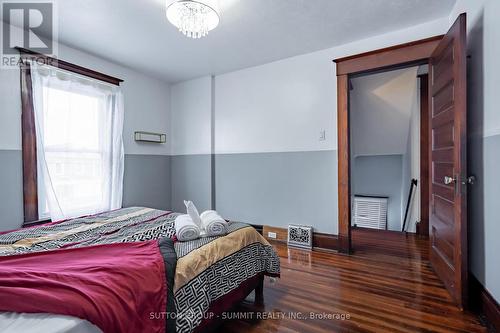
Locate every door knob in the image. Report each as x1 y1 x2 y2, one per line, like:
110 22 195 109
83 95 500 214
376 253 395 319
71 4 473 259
444 176 455 185
462 176 476 185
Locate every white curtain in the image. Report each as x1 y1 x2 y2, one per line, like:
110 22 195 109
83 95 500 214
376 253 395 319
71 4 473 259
30 62 124 221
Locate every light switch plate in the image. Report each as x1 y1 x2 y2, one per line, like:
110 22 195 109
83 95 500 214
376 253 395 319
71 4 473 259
267 231 277 239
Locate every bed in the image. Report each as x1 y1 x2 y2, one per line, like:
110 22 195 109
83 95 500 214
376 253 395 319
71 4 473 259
0 207 280 333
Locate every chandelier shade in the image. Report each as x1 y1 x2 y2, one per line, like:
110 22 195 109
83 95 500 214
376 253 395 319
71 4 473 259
166 0 220 39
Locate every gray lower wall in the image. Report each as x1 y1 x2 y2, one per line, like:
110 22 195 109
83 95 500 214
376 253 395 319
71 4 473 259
468 134 500 302
0 152 171 232
352 155 403 231
467 11 499 303
123 154 171 211
3 138 498 303
170 154 212 213
214 150 338 234
0 150 24 231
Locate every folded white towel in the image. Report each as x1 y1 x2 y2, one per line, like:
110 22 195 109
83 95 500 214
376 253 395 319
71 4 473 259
200 210 228 237
184 200 202 228
175 214 201 241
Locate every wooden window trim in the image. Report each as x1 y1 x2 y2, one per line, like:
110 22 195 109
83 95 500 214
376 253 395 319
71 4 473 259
332 36 443 253
20 60 38 224
19 48 123 225
16 47 123 86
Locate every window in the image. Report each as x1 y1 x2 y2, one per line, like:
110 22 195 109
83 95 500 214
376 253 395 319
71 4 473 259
20 50 124 223
38 86 109 218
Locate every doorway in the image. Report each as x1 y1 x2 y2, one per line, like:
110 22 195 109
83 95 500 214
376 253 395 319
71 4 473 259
349 66 428 236
333 12 468 309
333 36 441 254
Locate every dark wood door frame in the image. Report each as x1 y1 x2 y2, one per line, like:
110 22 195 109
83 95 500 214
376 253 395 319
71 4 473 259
333 36 443 253
418 74 430 237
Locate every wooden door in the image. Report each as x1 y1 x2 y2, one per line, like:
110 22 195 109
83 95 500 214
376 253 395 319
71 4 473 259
428 13 467 308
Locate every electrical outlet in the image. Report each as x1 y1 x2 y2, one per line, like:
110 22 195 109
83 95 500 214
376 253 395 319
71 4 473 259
267 231 277 239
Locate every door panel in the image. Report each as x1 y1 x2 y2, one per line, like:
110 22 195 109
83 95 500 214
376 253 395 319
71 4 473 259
432 109 455 129
433 83 454 113
429 13 467 308
432 184 454 202
434 196 455 223
432 124 454 149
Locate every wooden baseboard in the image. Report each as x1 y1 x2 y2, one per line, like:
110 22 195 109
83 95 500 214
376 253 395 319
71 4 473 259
249 224 263 235
470 274 500 332
262 226 288 242
262 225 338 251
312 232 339 252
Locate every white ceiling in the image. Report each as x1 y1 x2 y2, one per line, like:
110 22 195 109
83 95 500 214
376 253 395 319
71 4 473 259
32 0 456 82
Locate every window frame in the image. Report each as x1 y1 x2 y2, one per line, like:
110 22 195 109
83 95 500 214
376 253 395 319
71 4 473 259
18 47 123 226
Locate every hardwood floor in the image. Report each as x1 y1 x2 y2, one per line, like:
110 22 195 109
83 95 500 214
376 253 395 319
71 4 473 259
220 228 486 333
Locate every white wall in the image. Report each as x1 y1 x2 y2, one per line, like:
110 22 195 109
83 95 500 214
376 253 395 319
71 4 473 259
214 18 448 154
168 17 449 156
215 51 336 154
170 76 212 155
350 67 418 157
172 18 448 154
0 23 171 156
449 0 500 303
450 0 500 138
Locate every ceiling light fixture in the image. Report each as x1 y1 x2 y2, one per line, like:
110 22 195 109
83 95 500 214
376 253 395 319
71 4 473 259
166 0 220 39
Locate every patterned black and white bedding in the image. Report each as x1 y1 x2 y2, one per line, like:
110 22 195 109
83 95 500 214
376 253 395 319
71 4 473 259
0 207 280 333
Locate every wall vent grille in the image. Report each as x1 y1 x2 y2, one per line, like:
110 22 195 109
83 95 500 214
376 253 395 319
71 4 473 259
287 224 313 249
353 196 388 230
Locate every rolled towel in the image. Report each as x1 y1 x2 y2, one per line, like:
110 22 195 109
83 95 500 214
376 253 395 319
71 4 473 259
175 214 201 241
200 210 228 236
184 200 202 228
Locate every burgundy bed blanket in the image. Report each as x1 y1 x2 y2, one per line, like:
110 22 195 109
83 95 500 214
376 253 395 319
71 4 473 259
0 240 173 333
